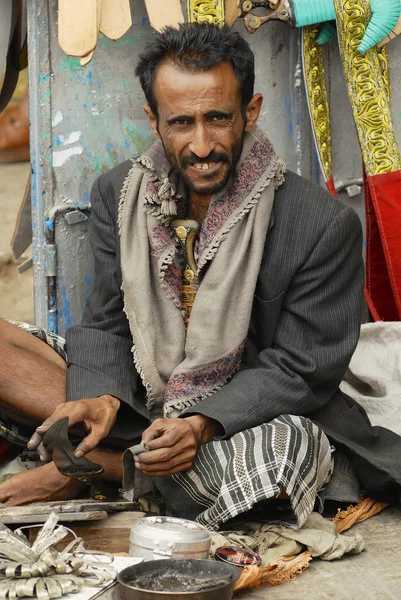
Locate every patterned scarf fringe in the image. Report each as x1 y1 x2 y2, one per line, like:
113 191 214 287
138 155 180 218
158 246 182 310
118 165 159 412
197 158 286 274
163 354 243 416
131 341 157 413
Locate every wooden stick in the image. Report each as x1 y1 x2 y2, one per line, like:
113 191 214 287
0 511 108 524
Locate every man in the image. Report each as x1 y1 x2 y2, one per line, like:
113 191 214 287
0 24 400 524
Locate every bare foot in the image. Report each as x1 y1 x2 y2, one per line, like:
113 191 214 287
0 461 86 506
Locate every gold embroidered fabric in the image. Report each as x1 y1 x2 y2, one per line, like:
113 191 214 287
377 45 391 112
187 0 225 25
302 26 332 181
334 0 401 176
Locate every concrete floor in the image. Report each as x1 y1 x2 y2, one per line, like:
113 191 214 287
240 506 401 599
0 162 34 322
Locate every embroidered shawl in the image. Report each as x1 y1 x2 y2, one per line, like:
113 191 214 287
118 126 286 418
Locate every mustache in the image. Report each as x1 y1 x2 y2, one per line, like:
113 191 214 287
181 152 229 168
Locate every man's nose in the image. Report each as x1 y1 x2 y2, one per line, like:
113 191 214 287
188 125 215 158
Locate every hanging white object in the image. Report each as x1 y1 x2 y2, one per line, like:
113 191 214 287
225 0 239 26
80 49 95 66
58 0 100 57
100 0 132 40
144 0 184 32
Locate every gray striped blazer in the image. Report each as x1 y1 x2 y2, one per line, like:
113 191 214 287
66 160 401 503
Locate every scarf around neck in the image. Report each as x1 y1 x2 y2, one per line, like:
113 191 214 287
118 126 286 418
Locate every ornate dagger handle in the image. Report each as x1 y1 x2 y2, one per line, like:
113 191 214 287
238 0 293 33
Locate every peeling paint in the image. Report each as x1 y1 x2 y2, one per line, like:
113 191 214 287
122 119 153 155
52 110 64 126
58 55 81 73
60 284 73 330
56 131 82 146
53 145 83 167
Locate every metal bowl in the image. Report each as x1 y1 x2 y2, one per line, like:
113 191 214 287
117 558 240 600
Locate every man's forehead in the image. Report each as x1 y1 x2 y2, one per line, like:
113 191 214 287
153 60 240 107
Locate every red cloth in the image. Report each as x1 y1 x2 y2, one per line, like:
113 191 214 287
325 174 382 321
365 170 401 321
326 175 337 197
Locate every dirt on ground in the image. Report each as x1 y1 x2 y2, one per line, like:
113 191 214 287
0 162 34 323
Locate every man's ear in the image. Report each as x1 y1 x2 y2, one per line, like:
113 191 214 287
143 103 160 139
244 93 263 132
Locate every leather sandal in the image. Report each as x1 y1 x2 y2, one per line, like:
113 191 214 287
42 417 104 483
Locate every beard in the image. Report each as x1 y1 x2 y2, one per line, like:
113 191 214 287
160 134 245 196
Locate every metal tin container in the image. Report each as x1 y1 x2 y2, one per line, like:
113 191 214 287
129 517 211 561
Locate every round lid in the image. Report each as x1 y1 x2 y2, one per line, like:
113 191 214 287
214 546 261 568
130 516 211 544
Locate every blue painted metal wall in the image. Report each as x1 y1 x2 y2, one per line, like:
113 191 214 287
27 0 401 335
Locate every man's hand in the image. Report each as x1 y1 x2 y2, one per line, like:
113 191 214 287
27 395 120 459
134 415 221 477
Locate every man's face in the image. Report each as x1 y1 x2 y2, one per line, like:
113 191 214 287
144 61 261 196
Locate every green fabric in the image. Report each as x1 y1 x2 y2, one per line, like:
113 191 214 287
317 21 336 45
292 0 401 53
292 0 335 27
359 0 400 53
210 512 365 565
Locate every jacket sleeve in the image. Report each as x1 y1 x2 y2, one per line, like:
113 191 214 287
182 204 364 438
65 174 149 422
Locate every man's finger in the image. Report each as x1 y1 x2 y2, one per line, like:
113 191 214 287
27 431 43 450
141 426 164 445
139 459 194 477
37 442 51 462
135 447 176 465
144 430 183 450
0 486 10 504
144 423 195 451
27 403 90 450
74 427 108 458
135 449 196 472
136 435 196 464
35 404 86 435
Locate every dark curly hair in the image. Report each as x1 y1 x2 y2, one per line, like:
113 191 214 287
135 22 255 118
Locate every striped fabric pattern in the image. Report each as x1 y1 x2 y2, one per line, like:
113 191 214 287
170 414 333 530
7 319 67 361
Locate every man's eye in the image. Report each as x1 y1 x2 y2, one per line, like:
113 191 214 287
173 119 190 125
211 115 227 121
